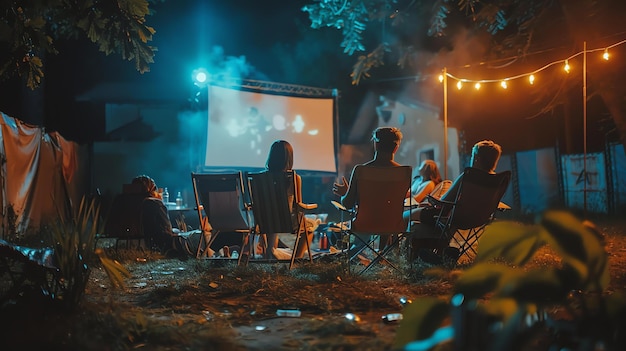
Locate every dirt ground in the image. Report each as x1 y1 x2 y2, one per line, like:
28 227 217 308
2 217 626 350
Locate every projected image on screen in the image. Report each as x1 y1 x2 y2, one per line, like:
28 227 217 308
205 85 337 173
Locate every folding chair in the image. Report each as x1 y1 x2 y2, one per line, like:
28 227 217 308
247 170 317 269
332 166 412 275
191 172 254 260
411 167 511 264
102 185 147 249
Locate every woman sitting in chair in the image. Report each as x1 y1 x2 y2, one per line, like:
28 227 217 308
259 140 314 260
408 159 443 204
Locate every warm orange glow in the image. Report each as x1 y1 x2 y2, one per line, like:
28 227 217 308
564 60 570 73
474 82 481 90
603 49 610 60
456 81 463 90
500 80 508 89
438 74 444 82
529 74 535 85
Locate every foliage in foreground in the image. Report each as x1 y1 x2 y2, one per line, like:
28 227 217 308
395 210 626 351
50 196 129 309
0 0 158 89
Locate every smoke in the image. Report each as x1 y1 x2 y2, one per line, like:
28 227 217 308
198 46 266 84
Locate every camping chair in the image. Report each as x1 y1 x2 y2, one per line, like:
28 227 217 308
101 184 147 249
247 170 317 269
191 172 254 260
332 166 412 275
411 167 511 264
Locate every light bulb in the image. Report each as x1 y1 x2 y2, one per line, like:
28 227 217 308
474 82 481 90
500 80 508 89
564 60 570 73
603 49 609 61
456 81 463 90
529 75 535 85
438 74 444 83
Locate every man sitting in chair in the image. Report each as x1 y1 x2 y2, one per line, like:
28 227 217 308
405 140 503 264
332 127 406 260
405 140 502 227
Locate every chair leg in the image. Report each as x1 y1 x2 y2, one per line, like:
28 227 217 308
358 235 401 275
289 219 310 270
238 230 253 266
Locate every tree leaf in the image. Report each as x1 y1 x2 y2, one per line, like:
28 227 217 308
476 221 545 266
497 267 568 302
454 262 520 299
539 210 609 290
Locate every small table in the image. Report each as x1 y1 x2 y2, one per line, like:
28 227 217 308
166 205 197 230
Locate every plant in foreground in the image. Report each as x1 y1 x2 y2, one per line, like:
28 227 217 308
395 210 626 351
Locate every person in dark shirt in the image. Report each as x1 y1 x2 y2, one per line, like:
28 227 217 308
131 175 190 258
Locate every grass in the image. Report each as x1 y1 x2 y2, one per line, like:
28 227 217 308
1 217 625 350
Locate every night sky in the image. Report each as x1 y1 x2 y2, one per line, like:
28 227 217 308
1 0 623 154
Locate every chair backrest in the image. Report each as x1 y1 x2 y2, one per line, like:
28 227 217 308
191 172 252 231
247 170 298 235
103 192 146 239
351 165 412 234
448 167 511 230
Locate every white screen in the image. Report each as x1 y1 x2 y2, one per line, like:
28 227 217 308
205 85 337 173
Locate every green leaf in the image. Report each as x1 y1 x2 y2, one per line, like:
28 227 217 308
98 254 131 289
454 262 520 299
476 221 545 265
539 210 609 290
393 297 450 349
497 267 568 302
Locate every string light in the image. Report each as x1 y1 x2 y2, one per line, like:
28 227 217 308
438 38 625 90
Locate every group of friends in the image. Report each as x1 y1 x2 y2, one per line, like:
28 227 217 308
129 126 502 261
333 127 502 261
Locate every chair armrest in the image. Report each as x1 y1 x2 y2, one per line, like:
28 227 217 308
331 200 347 211
298 202 318 210
426 195 455 208
497 201 511 211
331 200 355 216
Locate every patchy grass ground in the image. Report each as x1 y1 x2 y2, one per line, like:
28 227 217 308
2 217 626 350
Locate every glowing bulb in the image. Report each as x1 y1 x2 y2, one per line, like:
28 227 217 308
474 82 481 90
500 80 508 89
564 60 570 73
529 74 535 85
456 81 463 90
603 49 609 60
438 74 444 83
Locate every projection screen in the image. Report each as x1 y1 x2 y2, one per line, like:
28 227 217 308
204 84 337 173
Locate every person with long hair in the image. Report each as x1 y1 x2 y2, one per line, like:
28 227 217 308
410 159 443 204
259 140 313 259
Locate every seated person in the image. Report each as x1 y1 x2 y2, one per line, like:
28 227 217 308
406 159 443 205
256 140 315 260
131 175 198 258
333 127 406 258
406 139 503 230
